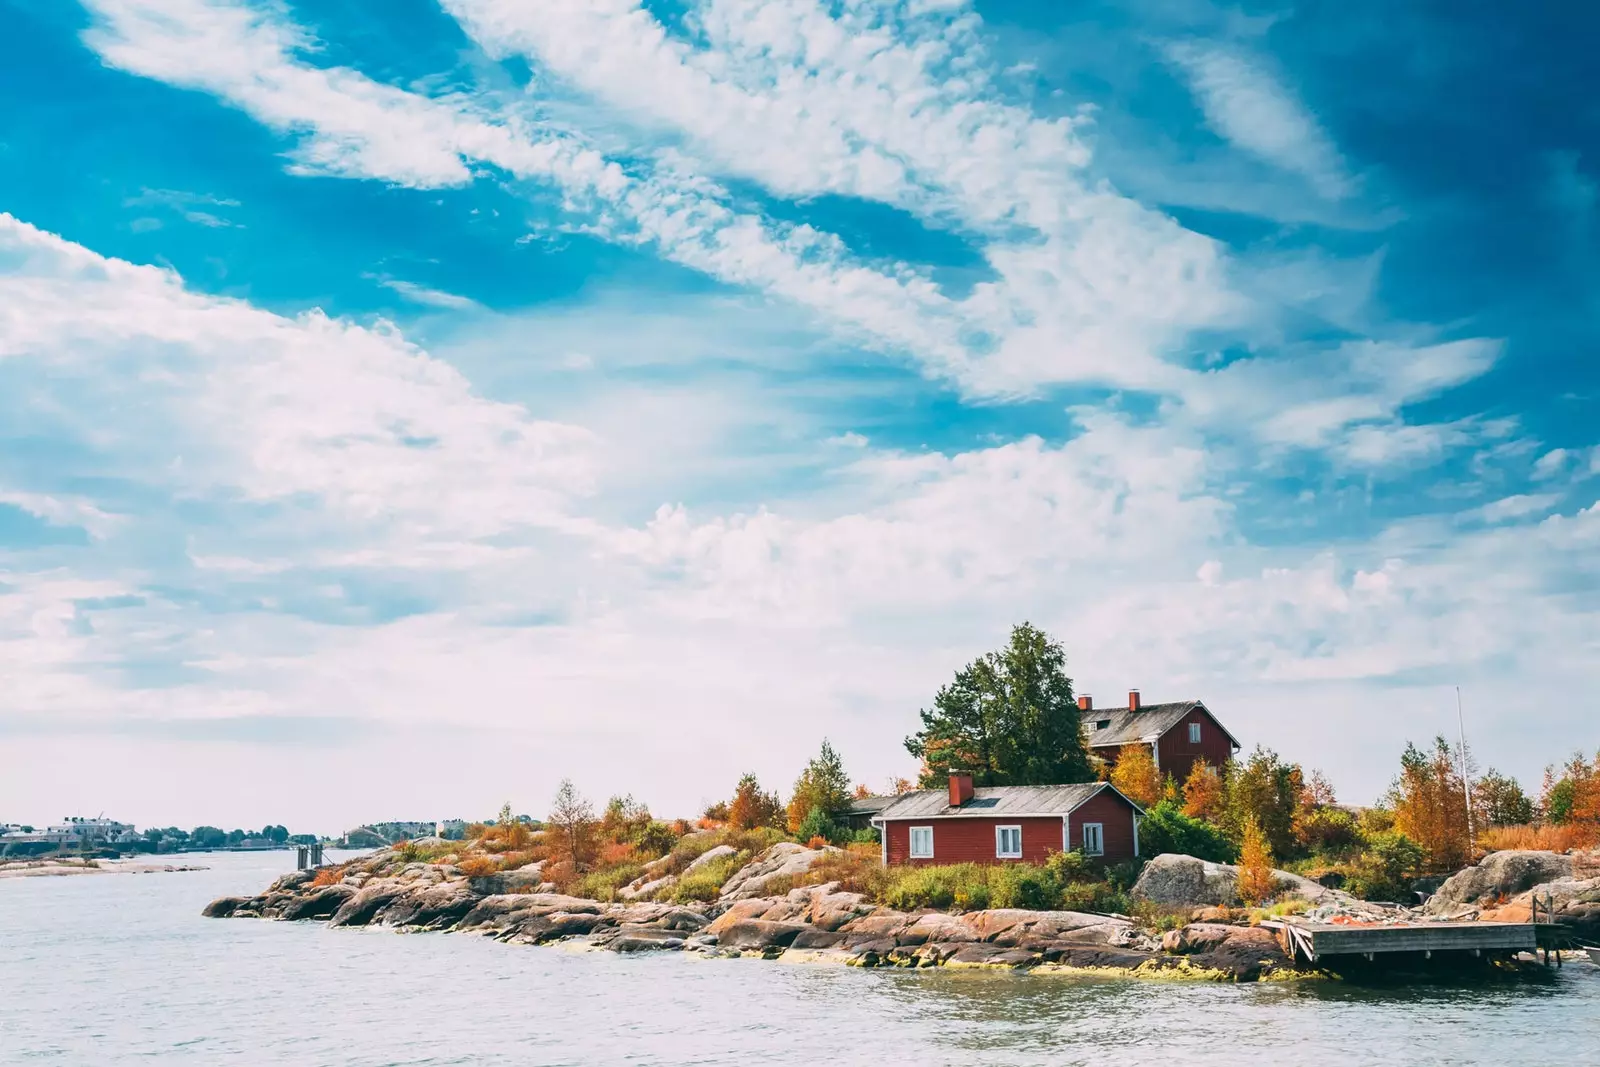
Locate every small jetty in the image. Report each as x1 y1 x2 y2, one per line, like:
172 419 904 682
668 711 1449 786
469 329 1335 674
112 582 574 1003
1261 919 1576 970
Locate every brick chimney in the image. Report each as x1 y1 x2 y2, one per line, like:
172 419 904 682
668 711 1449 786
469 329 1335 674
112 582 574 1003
1128 689 1141 711
1077 694 1092 711
948 770 975 808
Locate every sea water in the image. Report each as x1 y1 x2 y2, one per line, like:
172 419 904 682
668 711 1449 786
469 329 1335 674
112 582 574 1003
2 851 1596 1066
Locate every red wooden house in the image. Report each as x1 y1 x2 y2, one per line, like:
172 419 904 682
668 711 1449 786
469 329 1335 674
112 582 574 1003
1082 691 1240 783
872 773 1143 866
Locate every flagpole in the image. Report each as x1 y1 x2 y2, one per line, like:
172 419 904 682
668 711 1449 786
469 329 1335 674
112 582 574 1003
1456 686 1475 852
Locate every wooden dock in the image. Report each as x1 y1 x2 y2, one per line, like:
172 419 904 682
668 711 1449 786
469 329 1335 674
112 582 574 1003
1262 920 1537 965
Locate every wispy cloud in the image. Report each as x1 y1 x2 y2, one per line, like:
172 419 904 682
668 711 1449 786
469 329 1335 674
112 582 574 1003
366 274 481 311
1165 40 1353 200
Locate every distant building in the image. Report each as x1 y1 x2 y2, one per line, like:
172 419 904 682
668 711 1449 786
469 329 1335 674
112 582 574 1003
47 817 134 843
436 819 468 840
1081 691 1241 783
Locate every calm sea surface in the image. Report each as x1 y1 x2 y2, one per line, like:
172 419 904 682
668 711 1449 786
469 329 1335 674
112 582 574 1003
2 850 1597 1066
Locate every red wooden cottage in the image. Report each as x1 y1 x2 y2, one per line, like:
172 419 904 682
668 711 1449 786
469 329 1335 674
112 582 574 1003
1082 691 1240 783
872 773 1143 866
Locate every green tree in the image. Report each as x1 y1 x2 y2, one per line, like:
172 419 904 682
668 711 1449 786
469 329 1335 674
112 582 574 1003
1220 747 1305 860
727 773 785 831
1473 768 1534 827
786 740 853 833
904 622 1091 787
1137 800 1238 863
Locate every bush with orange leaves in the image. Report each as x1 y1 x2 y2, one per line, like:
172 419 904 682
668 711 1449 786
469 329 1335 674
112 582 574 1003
456 855 501 879
1236 816 1277 905
310 864 347 888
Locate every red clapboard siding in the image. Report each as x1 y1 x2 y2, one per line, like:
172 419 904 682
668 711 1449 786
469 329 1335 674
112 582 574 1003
1156 707 1235 782
883 816 1065 866
1066 789 1138 860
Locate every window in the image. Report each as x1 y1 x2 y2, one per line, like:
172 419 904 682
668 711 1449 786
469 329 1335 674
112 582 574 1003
1096 719 1111 731
909 825 934 859
996 825 1022 859
1081 823 1104 856
1189 721 1202 744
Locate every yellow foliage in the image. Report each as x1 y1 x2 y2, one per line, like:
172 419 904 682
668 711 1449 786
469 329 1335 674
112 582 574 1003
1110 744 1164 808
1236 816 1276 905
1181 763 1224 821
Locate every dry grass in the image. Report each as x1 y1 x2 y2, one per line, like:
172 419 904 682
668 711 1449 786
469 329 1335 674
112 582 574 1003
1478 823 1599 853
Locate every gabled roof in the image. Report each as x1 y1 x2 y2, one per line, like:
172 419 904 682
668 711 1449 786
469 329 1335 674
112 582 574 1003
873 782 1137 821
1084 699 1241 750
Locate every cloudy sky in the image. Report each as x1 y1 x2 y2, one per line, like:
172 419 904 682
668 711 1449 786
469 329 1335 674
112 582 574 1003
1 0 1595 834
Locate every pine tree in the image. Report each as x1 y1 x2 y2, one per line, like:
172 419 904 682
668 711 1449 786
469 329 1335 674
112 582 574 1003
786 740 853 833
904 623 1091 786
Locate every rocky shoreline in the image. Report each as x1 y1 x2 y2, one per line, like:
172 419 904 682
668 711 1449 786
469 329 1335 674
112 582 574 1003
203 844 1599 983
1 858 208 879
200 844 1308 982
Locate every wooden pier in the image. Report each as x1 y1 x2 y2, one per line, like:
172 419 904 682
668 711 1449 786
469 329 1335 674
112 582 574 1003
1262 920 1539 966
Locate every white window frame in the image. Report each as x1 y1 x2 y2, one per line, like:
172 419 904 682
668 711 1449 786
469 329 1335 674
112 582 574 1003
995 824 1023 859
908 825 934 859
1189 721 1202 744
1081 822 1105 857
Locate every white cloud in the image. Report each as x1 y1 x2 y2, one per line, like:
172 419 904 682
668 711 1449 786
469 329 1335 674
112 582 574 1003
1165 41 1352 200
369 275 482 311
1 213 1598 827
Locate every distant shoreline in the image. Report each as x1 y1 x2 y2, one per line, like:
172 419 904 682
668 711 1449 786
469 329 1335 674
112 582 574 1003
0 858 209 879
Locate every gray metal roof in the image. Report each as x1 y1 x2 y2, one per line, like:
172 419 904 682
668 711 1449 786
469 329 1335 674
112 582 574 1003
874 782 1123 821
1083 699 1240 749
844 795 895 816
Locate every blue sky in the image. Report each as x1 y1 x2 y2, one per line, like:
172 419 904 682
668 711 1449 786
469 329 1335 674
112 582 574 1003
0 0 1595 832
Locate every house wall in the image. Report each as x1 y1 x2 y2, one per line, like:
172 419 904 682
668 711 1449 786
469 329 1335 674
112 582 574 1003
1066 790 1138 860
1155 708 1235 782
882 816 1065 865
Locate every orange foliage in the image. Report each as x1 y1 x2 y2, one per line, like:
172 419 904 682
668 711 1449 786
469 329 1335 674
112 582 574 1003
310 865 347 888
1110 744 1164 808
1236 816 1276 905
805 835 828 849
598 841 635 866
853 783 874 800
1478 823 1599 853
889 777 916 796
1181 763 1224 821
456 855 500 878
480 820 532 854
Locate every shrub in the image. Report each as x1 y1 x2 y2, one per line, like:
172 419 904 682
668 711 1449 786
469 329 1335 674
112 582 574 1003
882 863 992 911
633 821 679 859
1059 881 1131 914
310 864 347 888
1129 899 1189 934
795 805 841 846
1236 817 1276 905
1342 831 1425 902
988 863 1060 910
801 846 891 898
670 851 748 903
456 855 500 879
1042 848 1093 885
852 827 881 845
571 862 644 903
1138 800 1237 863
1294 806 1363 858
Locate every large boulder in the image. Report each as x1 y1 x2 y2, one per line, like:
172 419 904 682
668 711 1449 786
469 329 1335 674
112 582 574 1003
201 895 250 918
1133 854 1358 910
280 884 356 921
1423 851 1575 914
684 845 738 875
718 844 836 901
715 919 808 951
468 861 546 896
1187 927 1294 982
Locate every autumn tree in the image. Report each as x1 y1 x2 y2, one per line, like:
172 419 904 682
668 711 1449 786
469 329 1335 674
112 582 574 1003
904 623 1091 787
786 740 853 833
548 779 597 870
1473 769 1534 827
1110 744 1164 808
599 795 651 844
1542 752 1600 840
1390 738 1472 873
727 773 785 831
1181 762 1225 822
1220 747 1306 860
1236 816 1277 906
853 783 874 800
888 777 916 796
